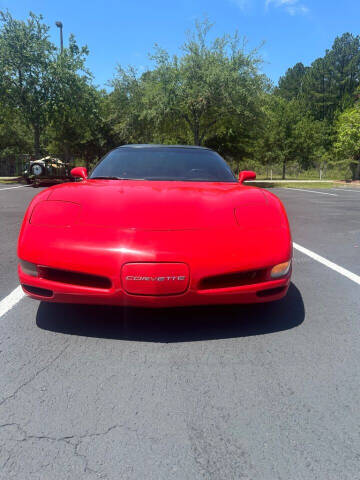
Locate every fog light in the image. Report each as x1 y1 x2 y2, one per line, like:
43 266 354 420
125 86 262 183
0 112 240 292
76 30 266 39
270 260 291 279
19 259 38 277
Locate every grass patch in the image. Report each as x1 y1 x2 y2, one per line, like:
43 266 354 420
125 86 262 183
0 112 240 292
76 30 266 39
0 177 23 184
250 181 336 189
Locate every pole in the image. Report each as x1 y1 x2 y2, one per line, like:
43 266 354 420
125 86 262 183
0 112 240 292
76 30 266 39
55 21 63 54
60 25 63 53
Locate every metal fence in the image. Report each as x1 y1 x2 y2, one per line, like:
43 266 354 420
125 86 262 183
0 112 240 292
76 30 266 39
227 159 339 180
0 155 31 177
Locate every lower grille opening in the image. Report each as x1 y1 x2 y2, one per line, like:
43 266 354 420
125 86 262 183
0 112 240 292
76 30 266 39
38 267 112 289
199 269 267 290
22 284 53 297
256 286 286 298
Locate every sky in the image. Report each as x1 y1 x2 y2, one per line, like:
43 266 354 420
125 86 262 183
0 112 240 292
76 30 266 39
1 0 360 88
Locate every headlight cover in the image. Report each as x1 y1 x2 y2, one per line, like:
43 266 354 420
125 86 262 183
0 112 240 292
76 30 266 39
30 201 81 227
19 259 38 276
270 260 291 279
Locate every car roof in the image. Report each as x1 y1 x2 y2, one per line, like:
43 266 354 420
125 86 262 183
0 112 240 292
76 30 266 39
117 144 212 151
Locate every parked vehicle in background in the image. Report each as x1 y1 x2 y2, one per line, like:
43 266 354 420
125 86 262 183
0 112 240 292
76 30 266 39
23 156 73 187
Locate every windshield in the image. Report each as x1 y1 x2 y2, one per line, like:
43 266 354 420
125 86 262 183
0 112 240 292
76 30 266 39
90 147 236 182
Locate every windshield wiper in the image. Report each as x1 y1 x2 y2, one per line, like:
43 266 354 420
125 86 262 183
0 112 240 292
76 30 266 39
91 176 145 180
91 176 122 180
143 177 215 181
91 176 218 182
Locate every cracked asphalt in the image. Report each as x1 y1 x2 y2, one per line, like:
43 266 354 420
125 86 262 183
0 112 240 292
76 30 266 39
1 184 360 479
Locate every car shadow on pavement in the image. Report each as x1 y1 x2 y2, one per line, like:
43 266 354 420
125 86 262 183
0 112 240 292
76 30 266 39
36 283 304 343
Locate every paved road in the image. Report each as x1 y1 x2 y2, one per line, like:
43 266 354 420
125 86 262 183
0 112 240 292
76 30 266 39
0 185 40 299
276 187 360 275
0 185 359 479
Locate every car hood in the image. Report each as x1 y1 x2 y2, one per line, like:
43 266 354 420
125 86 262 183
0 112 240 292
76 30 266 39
47 179 277 230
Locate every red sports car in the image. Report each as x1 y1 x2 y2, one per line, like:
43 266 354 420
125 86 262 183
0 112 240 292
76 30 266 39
18 145 292 307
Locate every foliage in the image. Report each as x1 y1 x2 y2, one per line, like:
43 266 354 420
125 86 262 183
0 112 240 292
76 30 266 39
334 101 360 179
45 35 102 164
0 10 55 155
276 62 308 100
111 20 267 152
253 96 326 178
0 10 113 162
1 10 360 181
0 102 32 154
278 33 360 122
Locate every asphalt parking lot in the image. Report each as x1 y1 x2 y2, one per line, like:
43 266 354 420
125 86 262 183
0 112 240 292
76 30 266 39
1 184 360 479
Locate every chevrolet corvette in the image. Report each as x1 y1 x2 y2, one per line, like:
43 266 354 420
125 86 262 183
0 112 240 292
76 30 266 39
18 145 292 307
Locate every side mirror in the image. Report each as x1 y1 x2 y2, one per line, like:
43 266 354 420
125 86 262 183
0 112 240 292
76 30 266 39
71 167 87 180
238 170 256 183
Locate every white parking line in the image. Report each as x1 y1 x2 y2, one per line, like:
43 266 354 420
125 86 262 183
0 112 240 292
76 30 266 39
333 188 360 193
0 185 29 191
286 188 338 197
293 243 360 285
0 286 25 318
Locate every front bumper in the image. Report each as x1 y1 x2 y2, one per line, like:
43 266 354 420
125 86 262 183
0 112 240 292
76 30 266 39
18 222 292 307
19 265 291 307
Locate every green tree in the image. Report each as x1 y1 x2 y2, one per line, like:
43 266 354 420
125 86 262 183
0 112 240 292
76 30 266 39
255 96 324 178
326 33 360 111
300 33 360 121
0 10 55 155
277 62 308 100
279 33 360 123
47 86 116 169
0 10 101 161
334 103 360 179
111 20 266 147
110 66 156 144
45 34 102 163
0 101 31 154
301 57 334 121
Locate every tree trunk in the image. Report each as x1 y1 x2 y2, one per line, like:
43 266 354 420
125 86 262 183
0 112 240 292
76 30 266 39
85 156 92 172
355 159 360 180
193 124 200 146
64 144 71 163
282 160 286 180
34 124 41 158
